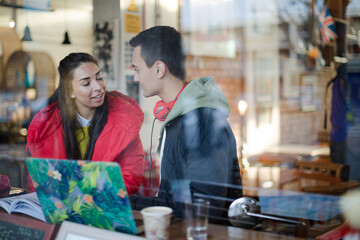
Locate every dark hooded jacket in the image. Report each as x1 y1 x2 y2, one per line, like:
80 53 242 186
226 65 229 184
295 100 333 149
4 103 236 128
131 77 243 224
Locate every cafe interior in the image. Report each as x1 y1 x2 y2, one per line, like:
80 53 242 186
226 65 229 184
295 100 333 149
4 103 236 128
1 0 360 239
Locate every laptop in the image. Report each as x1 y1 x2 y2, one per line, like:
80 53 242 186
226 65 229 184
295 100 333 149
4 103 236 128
25 157 140 235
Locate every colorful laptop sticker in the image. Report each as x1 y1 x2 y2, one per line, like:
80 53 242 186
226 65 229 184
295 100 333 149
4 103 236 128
26 158 137 235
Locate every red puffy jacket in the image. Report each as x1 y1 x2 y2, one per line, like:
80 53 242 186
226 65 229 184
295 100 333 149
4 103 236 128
26 91 144 195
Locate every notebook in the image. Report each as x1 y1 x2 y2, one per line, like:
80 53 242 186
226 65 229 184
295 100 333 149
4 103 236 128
25 157 139 235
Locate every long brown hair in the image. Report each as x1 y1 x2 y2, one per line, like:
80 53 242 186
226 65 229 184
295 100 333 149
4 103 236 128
49 52 108 160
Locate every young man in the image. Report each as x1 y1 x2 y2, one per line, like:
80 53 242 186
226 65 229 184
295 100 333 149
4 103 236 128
129 26 242 224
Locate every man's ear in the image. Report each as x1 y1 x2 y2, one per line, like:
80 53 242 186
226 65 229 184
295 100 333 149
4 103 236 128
155 61 166 78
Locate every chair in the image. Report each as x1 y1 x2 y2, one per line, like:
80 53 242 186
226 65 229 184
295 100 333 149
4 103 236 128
296 161 343 177
311 155 332 163
292 161 357 238
295 161 345 184
281 161 347 193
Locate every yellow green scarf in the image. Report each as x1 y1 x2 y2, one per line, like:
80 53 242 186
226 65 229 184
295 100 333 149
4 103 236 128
75 126 90 159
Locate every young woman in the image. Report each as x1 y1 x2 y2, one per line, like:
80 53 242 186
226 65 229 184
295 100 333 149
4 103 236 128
27 52 144 195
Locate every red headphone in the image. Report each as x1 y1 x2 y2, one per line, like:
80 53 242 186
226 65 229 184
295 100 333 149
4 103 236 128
153 83 188 121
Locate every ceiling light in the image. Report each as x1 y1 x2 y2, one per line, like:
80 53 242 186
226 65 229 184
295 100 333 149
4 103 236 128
21 25 33 41
9 18 15 28
62 31 71 44
62 0 71 45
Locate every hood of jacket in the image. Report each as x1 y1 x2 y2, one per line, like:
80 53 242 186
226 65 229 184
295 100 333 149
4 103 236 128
157 76 230 153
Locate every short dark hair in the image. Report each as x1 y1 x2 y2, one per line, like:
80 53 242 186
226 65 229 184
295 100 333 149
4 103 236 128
129 26 186 80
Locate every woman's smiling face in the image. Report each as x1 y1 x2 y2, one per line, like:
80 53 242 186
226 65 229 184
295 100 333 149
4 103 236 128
71 62 106 119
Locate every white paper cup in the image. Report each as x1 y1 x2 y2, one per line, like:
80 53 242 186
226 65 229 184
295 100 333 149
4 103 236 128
141 206 173 240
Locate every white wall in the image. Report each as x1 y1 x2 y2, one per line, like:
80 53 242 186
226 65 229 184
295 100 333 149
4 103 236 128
0 0 93 86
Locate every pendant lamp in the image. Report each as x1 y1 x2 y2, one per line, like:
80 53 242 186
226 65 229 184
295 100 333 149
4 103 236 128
21 25 33 41
62 0 71 45
22 12 32 41
62 31 71 44
9 8 16 28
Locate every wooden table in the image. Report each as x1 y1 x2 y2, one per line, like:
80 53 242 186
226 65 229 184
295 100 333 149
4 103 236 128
264 144 330 158
167 218 304 240
0 210 305 240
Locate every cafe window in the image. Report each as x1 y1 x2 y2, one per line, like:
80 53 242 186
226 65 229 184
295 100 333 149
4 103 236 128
1 0 360 239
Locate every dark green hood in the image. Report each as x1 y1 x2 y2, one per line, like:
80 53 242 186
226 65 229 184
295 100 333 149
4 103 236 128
157 76 230 153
